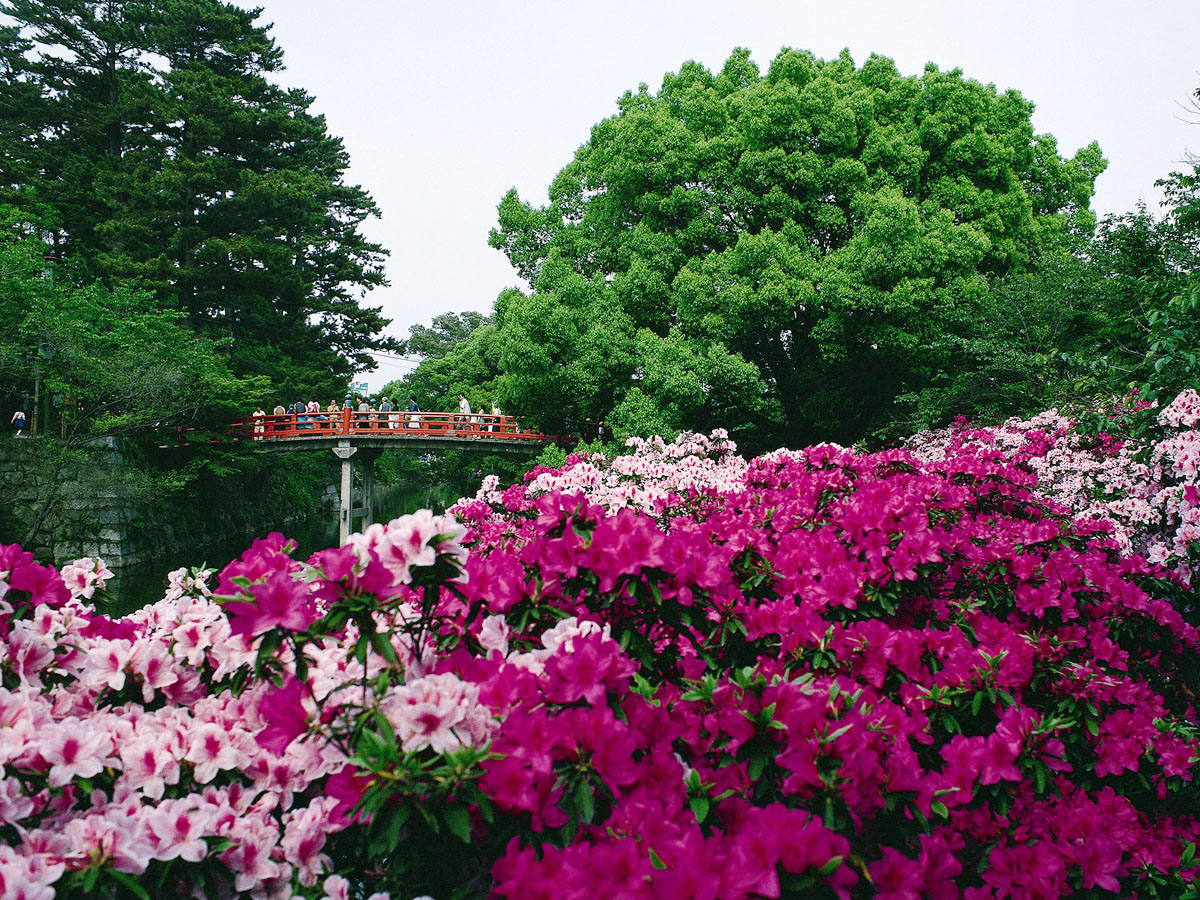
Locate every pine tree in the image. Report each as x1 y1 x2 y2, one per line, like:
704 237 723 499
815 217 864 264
0 0 394 397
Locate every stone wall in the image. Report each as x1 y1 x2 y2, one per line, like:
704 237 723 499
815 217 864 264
0 436 338 567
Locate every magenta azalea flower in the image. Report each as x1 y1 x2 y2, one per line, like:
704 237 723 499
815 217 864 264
254 677 310 755
224 570 315 637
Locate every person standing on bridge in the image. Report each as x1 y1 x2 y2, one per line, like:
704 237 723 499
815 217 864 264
380 396 393 429
252 407 266 439
490 401 501 433
457 393 471 432
407 396 420 428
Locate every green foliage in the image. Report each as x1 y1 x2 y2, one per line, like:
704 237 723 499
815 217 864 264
0 206 264 432
0 0 394 400
1142 282 1200 402
890 236 1108 434
374 314 538 496
1049 187 1200 403
488 48 1105 447
0 205 269 547
380 323 501 416
529 441 569 472
400 311 492 360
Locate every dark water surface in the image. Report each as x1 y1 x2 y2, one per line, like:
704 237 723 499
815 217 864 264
99 482 466 617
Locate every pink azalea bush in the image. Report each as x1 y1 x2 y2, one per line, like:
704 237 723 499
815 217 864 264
0 394 1198 898
907 389 1200 583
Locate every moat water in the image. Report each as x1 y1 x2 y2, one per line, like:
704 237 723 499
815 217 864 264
99 481 466 617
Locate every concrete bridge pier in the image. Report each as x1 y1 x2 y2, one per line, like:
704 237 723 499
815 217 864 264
332 441 380 545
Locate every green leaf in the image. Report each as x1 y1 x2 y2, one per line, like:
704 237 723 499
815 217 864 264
370 628 401 667
107 870 152 900
747 754 767 781
690 796 710 824
824 722 853 743
443 805 473 844
818 856 844 875
370 805 411 856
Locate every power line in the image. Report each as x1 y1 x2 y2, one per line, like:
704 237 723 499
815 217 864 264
369 356 420 367
369 355 427 364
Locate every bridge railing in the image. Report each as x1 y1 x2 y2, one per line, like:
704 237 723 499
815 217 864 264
224 410 552 444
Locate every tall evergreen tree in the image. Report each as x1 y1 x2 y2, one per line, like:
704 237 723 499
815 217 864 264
0 0 393 397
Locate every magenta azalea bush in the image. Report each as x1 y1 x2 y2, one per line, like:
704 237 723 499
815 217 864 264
0 396 1199 899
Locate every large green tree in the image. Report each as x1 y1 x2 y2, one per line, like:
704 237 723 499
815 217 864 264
489 49 1105 446
0 205 265 546
1061 168 1200 404
399 311 492 361
380 313 501 415
0 0 393 399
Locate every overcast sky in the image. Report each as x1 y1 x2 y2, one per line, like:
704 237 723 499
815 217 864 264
241 0 1200 387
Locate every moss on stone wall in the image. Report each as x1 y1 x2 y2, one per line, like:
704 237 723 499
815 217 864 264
0 437 337 566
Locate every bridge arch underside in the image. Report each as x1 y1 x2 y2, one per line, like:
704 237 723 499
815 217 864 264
256 434 547 456
260 435 545 544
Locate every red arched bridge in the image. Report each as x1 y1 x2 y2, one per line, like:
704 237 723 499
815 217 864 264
219 409 559 544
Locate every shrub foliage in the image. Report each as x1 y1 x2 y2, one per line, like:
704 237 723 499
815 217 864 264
0 395 1198 899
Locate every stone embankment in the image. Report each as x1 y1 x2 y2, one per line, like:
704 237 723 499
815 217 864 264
0 437 336 567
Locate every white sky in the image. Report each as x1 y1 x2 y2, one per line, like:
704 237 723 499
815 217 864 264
243 0 1200 386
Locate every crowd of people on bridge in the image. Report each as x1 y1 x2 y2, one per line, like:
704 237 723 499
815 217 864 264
248 393 507 438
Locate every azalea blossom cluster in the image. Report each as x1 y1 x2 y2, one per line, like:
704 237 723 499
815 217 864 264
1 394 1199 898
0 526 476 900
906 389 1200 582
445 431 1200 900
467 429 747 517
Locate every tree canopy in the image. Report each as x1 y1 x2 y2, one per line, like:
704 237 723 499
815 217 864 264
488 48 1106 447
0 204 267 546
0 0 394 400
0 206 258 428
400 311 492 361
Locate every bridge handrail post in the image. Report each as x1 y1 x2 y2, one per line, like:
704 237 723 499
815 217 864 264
341 406 351 436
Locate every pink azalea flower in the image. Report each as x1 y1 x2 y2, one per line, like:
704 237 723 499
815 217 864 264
80 638 134 692
185 721 241 783
118 733 179 801
6 563 70 609
869 847 924 900
478 614 510 657
146 799 213 863
281 798 338 886
0 846 63 900
41 720 111 788
129 640 179 701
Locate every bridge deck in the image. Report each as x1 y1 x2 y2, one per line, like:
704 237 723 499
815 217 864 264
166 410 558 544
203 410 555 454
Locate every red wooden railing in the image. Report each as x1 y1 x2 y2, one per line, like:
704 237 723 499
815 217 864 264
224 409 553 445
